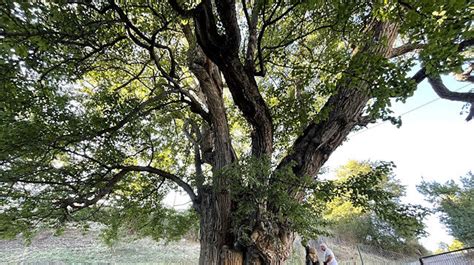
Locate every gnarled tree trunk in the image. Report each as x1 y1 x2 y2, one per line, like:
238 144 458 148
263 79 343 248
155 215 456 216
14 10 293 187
198 192 294 264
178 1 400 264
199 188 240 265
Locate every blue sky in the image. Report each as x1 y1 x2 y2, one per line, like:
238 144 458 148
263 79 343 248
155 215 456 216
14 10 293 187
324 74 473 251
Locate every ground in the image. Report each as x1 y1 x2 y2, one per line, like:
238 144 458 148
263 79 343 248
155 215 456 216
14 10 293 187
0 227 420 264
0 228 199 264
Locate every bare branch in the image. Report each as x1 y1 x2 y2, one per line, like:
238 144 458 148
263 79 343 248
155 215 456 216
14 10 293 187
263 23 335 50
110 0 176 77
427 75 474 121
109 1 151 43
60 164 198 213
61 168 128 212
94 93 171 137
244 1 299 76
113 61 149 91
106 2 210 123
264 2 299 27
184 119 205 190
39 36 126 81
122 165 197 204
427 75 474 98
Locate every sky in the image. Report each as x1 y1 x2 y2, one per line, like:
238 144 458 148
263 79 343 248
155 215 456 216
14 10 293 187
324 74 473 251
165 73 473 252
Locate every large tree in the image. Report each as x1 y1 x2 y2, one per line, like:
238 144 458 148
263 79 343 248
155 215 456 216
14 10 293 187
0 1 473 264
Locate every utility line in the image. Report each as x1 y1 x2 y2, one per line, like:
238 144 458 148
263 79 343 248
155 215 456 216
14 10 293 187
351 83 474 137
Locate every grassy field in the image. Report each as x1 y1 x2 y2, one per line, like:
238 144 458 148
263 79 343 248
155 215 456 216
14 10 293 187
0 228 419 264
0 228 200 264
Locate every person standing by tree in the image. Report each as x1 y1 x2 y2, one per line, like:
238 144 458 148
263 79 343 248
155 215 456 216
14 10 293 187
305 245 320 265
320 243 338 265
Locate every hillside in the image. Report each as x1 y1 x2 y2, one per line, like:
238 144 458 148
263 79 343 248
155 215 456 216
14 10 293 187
0 227 421 264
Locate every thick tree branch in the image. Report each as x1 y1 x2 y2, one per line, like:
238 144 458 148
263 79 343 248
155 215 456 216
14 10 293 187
427 75 474 121
389 43 425 58
408 38 474 121
278 20 399 181
244 0 261 74
184 31 236 168
427 76 474 102
215 0 241 53
357 115 375 126
192 1 273 156
411 68 427 84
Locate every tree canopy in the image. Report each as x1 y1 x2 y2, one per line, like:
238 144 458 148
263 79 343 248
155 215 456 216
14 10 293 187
322 161 427 255
418 172 474 247
0 1 473 264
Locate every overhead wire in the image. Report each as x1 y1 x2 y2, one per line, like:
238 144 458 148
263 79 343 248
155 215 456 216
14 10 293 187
351 83 474 137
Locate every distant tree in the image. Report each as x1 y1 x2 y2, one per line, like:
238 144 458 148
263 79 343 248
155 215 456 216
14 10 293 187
448 239 465 251
434 239 464 254
321 161 428 255
418 172 474 247
0 1 472 264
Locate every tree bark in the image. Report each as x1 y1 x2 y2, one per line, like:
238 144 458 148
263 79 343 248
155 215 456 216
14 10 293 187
192 0 273 157
177 1 401 264
199 187 240 265
192 17 401 265
184 25 240 265
278 20 399 179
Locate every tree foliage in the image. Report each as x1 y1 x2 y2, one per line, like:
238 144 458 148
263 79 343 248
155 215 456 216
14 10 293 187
0 0 473 263
418 172 474 246
322 161 428 255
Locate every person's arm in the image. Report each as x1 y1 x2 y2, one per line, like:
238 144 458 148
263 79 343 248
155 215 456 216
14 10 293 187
324 254 333 265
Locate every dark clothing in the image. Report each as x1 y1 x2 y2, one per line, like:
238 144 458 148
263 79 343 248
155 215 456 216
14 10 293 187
305 256 320 265
305 245 320 265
